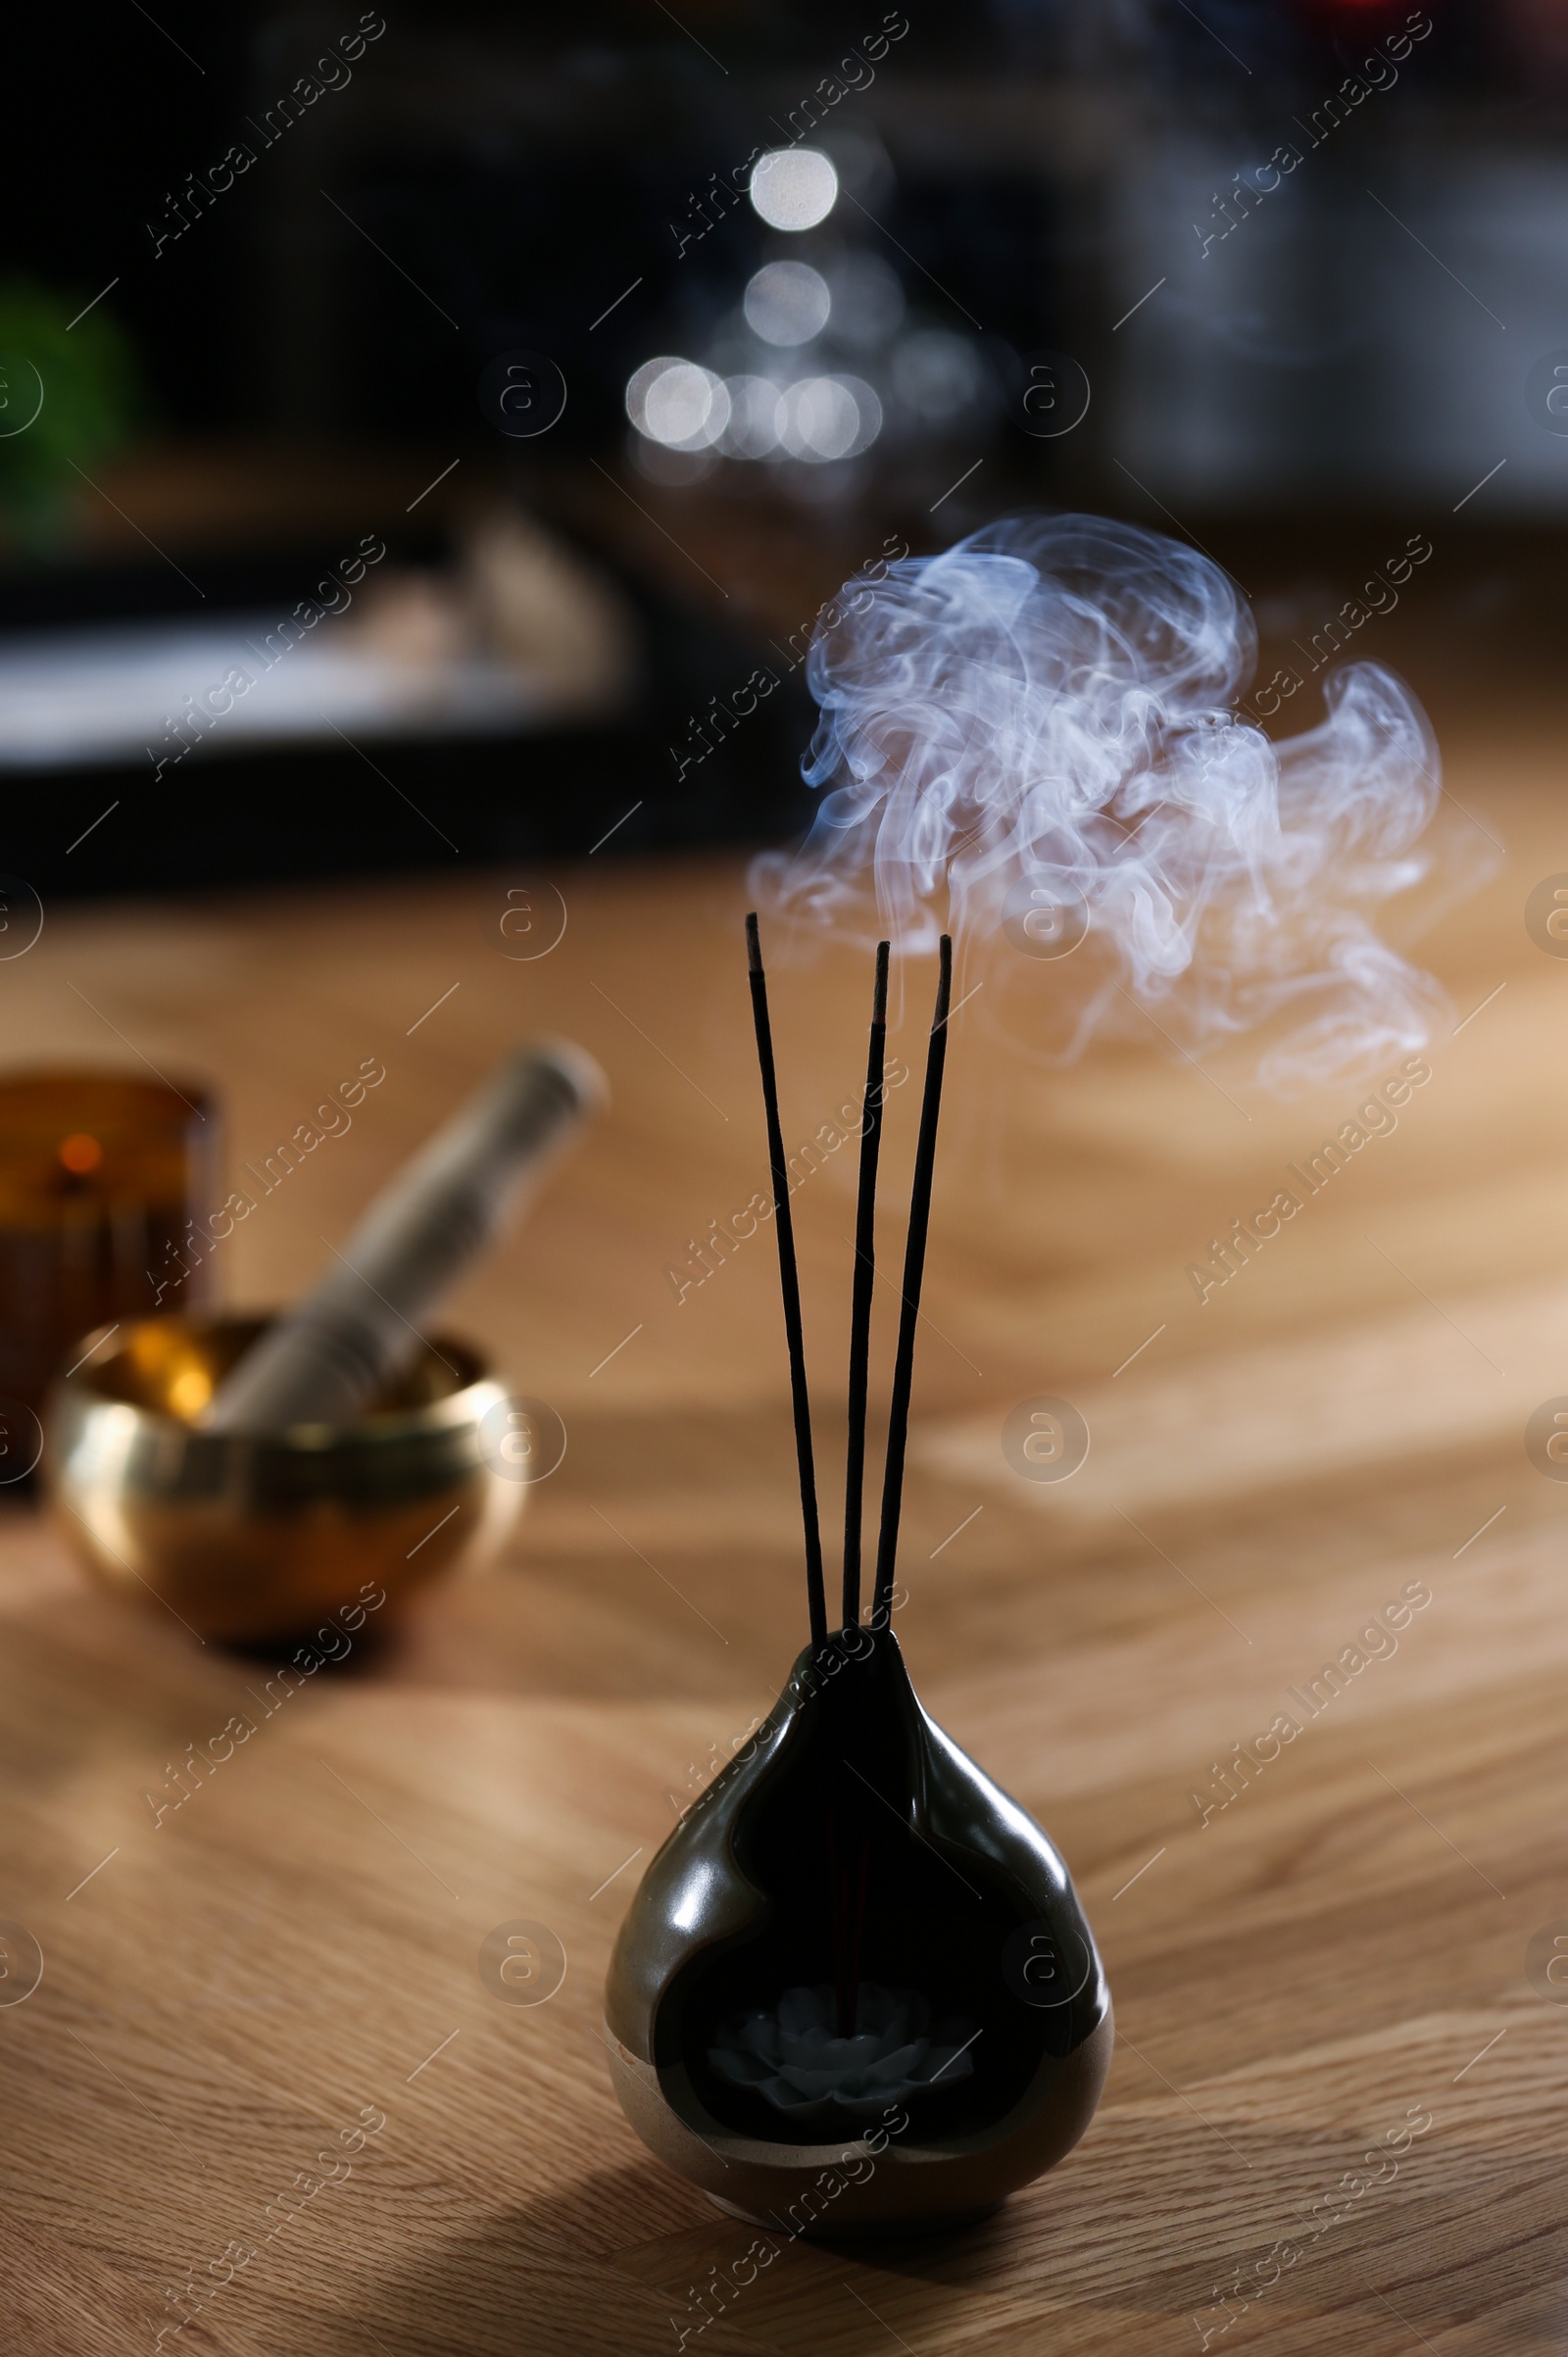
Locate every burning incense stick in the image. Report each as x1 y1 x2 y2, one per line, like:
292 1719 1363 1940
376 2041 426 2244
745 920 952 1650
745 912 828 1648
843 941 889 1631
871 934 952 1632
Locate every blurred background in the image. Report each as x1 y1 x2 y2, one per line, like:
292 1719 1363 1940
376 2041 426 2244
2 0 1562 895
7 8 1568 2337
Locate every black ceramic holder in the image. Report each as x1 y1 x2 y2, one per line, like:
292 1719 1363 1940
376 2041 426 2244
605 922 1112 2237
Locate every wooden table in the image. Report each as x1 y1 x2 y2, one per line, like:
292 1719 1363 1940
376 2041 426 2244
4 723 1567 2354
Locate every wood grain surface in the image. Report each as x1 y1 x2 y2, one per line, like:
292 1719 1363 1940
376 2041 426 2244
2 720 1566 2354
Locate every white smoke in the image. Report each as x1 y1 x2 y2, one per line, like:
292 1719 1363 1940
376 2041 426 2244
750 513 1489 1094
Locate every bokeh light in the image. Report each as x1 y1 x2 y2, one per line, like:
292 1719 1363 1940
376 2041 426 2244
744 262 832 348
748 148 839 231
719 376 784 459
778 374 882 462
625 357 731 449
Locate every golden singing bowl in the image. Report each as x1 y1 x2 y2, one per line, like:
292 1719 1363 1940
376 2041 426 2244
44 1313 523 1644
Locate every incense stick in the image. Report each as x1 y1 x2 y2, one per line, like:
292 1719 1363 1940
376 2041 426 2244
870 935 953 1632
842 941 890 1630
746 912 828 1648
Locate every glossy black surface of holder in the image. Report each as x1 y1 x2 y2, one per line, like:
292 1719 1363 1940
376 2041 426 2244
607 1622 1107 2153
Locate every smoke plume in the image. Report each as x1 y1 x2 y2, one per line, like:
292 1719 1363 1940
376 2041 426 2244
750 513 1487 1094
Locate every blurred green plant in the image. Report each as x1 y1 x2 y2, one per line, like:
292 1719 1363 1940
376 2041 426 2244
0 280 145 555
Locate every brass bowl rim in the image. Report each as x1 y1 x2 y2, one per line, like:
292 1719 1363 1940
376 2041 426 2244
54 1310 505 1457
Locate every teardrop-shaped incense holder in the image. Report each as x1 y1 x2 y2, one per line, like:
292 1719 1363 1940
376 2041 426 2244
605 1623 1111 2235
605 919 1111 2234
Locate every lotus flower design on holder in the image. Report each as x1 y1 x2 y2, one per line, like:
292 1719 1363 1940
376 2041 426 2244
710 1983 978 2119
604 919 1112 2238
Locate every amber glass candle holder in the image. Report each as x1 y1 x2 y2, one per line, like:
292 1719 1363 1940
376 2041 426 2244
0 1070 220 1464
